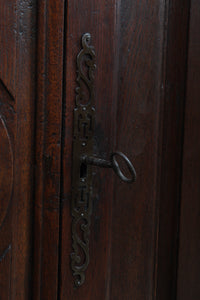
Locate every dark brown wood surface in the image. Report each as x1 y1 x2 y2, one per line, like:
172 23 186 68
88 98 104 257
177 0 200 299
1 1 199 299
108 0 189 298
110 0 165 298
60 1 118 299
32 1 65 300
0 1 36 299
59 0 190 299
155 1 191 299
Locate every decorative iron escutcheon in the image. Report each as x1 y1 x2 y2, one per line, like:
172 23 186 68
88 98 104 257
71 33 96 288
71 33 136 288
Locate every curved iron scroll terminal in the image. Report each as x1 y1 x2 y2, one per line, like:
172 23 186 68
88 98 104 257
71 33 136 288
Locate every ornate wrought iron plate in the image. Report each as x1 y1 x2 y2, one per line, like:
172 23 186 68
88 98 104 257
71 33 96 287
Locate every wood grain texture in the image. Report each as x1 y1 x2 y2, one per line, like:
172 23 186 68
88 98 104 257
0 0 17 98
32 1 65 299
60 1 118 299
0 1 195 299
59 1 191 299
177 1 200 299
155 1 191 299
0 1 37 299
110 0 165 299
0 245 12 300
11 1 37 299
0 79 15 300
0 116 13 227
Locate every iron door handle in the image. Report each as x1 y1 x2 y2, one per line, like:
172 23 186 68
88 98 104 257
71 33 136 287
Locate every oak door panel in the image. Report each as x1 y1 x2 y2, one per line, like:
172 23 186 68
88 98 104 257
0 1 36 299
177 0 200 299
60 1 118 299
59 0 191 299
32 1 65 299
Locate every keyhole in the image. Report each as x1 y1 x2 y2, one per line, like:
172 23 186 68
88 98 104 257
80 162 87 179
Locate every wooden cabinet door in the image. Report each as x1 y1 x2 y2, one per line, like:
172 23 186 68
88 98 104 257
2 1 200 300
58 1 190 300
1 1 192 300
0 1 36 299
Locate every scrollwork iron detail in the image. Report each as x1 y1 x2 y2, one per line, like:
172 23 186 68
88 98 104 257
71 33 136 288
71 33 96 287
